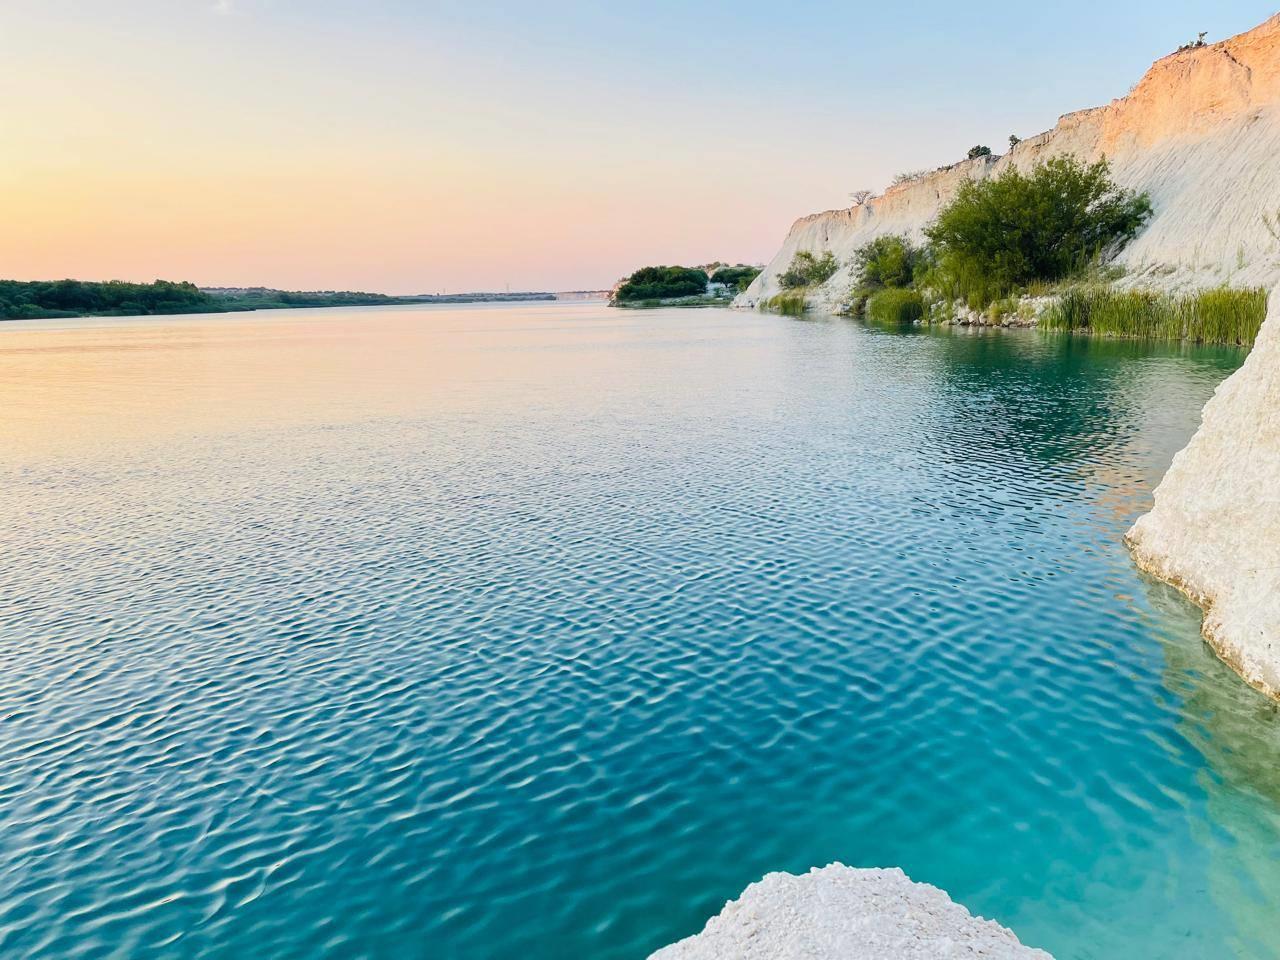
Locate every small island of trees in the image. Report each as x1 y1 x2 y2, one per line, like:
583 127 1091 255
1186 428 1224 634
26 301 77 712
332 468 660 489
611 263 761 306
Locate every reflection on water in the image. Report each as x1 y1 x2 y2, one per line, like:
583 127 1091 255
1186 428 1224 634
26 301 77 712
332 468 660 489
1140 578 1280 957
1 303 1276 960
0 305 647 459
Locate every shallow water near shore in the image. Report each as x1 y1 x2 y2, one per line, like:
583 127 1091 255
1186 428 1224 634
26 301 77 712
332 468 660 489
3 301 1279 959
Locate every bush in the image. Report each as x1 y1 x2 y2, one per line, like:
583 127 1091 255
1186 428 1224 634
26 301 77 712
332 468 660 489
925 155 1152 306
891 169 930 186
710 265 761 291
866 288 925 324
778 251 838 289
614 266 709 302
853 235 925 290
967 145 993 159
1041 286 1266 345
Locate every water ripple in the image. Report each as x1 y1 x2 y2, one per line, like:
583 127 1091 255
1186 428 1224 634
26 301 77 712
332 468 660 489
1 304 1279 959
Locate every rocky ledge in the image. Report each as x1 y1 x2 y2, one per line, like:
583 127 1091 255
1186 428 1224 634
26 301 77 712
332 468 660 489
1127 285 1280 700
649 864 1052 959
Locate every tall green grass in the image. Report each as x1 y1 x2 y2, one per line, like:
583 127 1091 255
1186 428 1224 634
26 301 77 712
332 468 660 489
764 290 807 316
1041 286 1267 346
866 288 924 324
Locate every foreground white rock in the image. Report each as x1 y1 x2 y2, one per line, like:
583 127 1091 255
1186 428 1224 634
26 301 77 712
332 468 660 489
1127 286 1280 699
737 14 1280 310
649 865 1052 959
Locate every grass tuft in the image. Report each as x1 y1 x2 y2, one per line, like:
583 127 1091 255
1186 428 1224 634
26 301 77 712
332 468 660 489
764 290 808 316
1041 286 1267 346
866 288 925 324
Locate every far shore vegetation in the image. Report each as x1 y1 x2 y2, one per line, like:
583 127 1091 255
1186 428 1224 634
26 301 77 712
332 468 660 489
760 154 1267 347
0 279 554 321
208 287 555 310
613 266 709 303
709 265 761 289
0 279 216 320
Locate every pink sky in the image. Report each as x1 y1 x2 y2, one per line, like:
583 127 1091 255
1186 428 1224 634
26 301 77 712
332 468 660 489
4 0 1272 292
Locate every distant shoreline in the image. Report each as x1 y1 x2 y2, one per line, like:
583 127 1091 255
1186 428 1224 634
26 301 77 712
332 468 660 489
0 278 614 323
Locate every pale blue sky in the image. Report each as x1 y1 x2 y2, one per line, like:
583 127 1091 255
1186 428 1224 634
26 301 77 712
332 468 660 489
2 1 1274 290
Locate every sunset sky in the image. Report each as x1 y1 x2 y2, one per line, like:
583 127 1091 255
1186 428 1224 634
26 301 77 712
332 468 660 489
4 0 1274 292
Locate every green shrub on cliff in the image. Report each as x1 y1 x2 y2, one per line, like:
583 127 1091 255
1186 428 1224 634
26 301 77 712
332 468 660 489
853 235 925 290
925 156 1152 307
778 251 838 289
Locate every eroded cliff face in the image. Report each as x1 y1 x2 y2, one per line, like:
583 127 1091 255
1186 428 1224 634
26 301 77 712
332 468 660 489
737 14 1280 309
1126 285 1280 700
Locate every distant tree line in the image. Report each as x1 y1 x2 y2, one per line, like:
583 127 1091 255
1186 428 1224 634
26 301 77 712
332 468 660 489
0 279 557 320
0 279 214 319
213 288 425 310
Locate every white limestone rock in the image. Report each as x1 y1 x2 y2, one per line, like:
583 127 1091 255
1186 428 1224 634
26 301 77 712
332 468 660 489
1127 286 1280 700
649 864 1052 959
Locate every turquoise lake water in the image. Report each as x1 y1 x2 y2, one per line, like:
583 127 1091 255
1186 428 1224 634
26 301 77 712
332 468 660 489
2 302 1279 959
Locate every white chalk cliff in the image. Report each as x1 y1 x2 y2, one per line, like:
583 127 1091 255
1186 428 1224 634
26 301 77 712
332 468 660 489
649 865 1051 959
737 14 1280 310
1127 284 1280 699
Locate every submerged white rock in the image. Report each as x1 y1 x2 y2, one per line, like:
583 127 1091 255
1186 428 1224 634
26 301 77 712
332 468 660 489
1127 286 1280 699
649 864 1052 959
